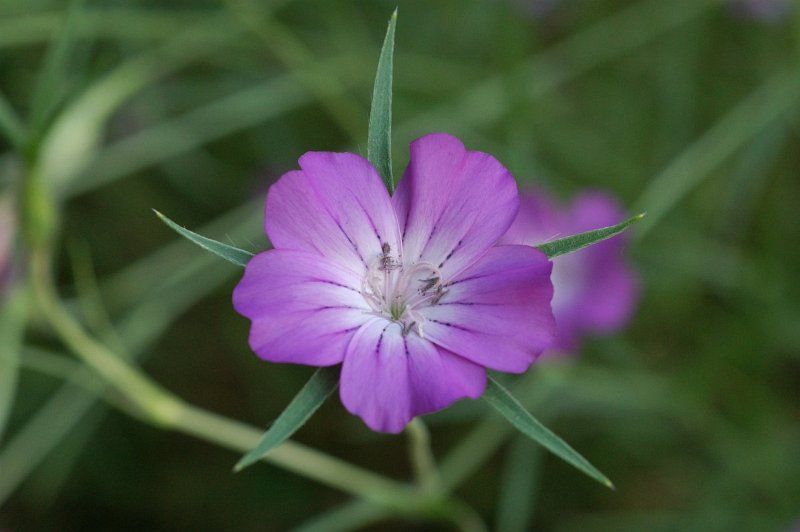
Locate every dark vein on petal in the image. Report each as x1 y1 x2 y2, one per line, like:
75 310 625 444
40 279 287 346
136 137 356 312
331 325 362 336
354 195 383 246
306 278 360 293
434 301 504 307
438 238 463 269
428 318 477 333
333 217 368 267
302 171 369 269
376 323 389 355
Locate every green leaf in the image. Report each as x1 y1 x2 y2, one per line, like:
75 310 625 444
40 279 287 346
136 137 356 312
367 8 397 192
38 33 222 191
633 69 800 238
535 213 645 260
0 289 28 444
72 76 312 197
153 210 253 267
235 366 340 472
0 90 26 150
495 437 543 532
293 500 389 532
29 0 86 136
482 376 613 488
0 204 259 504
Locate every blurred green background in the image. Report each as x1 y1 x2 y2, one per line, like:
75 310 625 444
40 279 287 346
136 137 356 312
1 0 799 530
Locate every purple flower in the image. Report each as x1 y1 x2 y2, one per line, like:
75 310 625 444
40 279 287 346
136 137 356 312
233 133 555 433
499 188 638 353
0 197 16 297
508 0 561 20
728 0 793 23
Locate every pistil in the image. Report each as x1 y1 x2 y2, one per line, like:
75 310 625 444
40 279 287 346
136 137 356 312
360 243 447 336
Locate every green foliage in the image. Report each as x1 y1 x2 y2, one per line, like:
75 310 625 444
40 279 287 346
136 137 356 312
2 0 799 530
495 437 543 532
483 376 613 488
235 366 340 472
0 90 26 149
367 9 397 192
536 213 644 259
28 0 85 137
634 70 800 237
154 210 253 267
0 290 27 443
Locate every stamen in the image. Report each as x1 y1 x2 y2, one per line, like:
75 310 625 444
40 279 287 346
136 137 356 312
358 245 445 337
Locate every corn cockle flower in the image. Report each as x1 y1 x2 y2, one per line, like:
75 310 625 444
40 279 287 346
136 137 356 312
499 188 638 353
233 133 555 433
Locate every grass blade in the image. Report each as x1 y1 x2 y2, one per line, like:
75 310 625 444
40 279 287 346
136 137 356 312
495 437 543 532
29 0 85 135
293 500 389 532
72 75 312 197
395 0 716 140
0 90 26 150
482 376 613 488
37 31 238 191
0 238 249 504
234 366 340 472
154 210 253 267
367 9 397 192
634 69 800 238
535 213 644 259
0 358 103 505
226 0 366 142
0 289 27 443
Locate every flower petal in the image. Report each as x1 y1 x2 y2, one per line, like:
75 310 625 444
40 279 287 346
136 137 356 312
233 249 372 366
392 133 519 279
500 189 639 351
419 245 555 373
497 186 560 246
265 152 401 274
557 192 639 342
340 319 486 433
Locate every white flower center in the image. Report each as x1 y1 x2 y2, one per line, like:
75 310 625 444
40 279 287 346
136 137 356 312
359 243 446 337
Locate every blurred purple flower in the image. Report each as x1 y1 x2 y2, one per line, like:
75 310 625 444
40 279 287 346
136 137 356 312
509 0 561 19
500 188 638 353
233 133 555 433
728 0 793 22
0 196 16 298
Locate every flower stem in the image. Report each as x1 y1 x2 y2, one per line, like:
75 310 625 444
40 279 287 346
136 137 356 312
172 403 419 510
28 247 420 510
31 248 184 425
26 230 487 527
406 417 443 495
